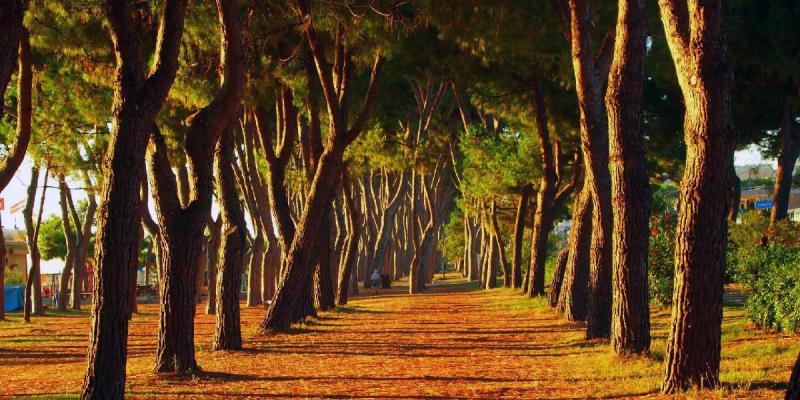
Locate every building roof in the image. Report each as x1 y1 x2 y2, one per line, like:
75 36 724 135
3 228 26 243
3 228 27 252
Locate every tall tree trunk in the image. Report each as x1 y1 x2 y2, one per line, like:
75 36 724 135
81 0 188 396
247 234 264 306
213 126 247 351
259 1 382 330
606 0 651 355
770 103 800 224
23 165 45 321
490 200 511 288
511 186 531 289
148 0 243 374
336 172 361 305
569 0 614 340
527 80 558 297
547 246 570 307
314 212 336 310
558 186 592 321
206 215 222 314
0 6 31 323
71 175 96 310
58 177 77 311
658 0 735 393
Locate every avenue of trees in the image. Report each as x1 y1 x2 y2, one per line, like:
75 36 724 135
0 0 799 399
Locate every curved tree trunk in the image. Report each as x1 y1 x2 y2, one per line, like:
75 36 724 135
607 0 651 355
547 246 570 307
658 0 735 393
489 200 511 288
23 165 46 321
149 0 243 374
58 177 77 311
511 186 531 289
558 186 592 321
527 80 558 297
1 29 32 321
81 0 188 396
569 0 614 340
336 172 361 305
213 126 247 351
71 175 97 310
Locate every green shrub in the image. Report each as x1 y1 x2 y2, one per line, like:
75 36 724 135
731 244 800 333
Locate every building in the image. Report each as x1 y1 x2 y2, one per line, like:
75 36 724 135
3 228 28 282
739 187 800 221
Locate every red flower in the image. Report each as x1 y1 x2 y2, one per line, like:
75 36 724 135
651 228 659 235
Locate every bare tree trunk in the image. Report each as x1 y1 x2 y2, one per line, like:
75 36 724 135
206 215 221 314
71 175 96 310
24 165 47 321
658 0 735 393
314 211 336 311
213 126 247 351
0 28 32 318
527 80 558 297
247 234 264 306
490 200 511 288
606 0 651 355
547 247 570 307
569 0 614 340
771 103 800 224
58 177 77 311
558 186 592 321
336 172 361 305
148 0 243 372
511 186 531 289
81 1 188 396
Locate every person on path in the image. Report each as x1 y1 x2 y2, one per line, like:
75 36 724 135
370 269 381 294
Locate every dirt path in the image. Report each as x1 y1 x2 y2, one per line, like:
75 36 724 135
0 275 795 399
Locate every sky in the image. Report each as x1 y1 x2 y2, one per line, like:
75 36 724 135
0 145 779 230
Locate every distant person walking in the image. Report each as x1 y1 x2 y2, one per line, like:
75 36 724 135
370 269 381 294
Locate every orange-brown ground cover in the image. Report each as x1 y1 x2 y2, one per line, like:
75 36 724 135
0 275 797 399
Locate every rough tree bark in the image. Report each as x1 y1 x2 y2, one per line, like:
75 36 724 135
558 185 592 321
23 165 46 321
336 171 361 305
0 0 27 119
206 215 222 314
569 0 614 340
606 0 651 355
81 0 188 396
658 0 736 393
148 0 243 373
527 80 559 297
58 176 77 311
490 200 511 288
70 174 97 310
547 247 570 307
258 0 382 331
0 29 32 320
511 185 531 289
213 125 247 351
